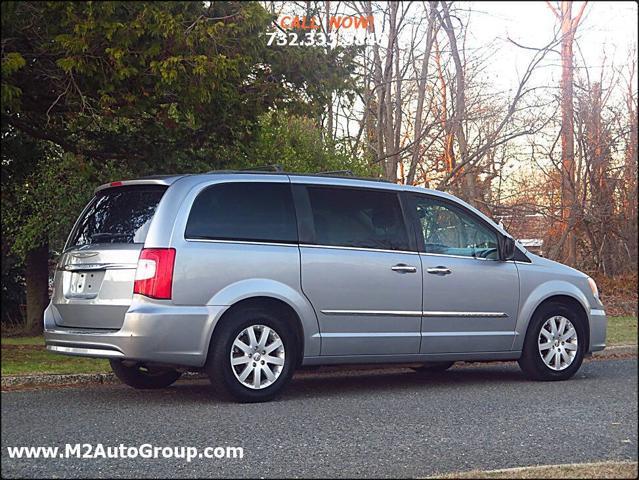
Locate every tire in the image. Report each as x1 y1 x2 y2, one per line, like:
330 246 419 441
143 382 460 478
109 360 182 389
411 361 455 373
205 307 297 403
518 302 586 381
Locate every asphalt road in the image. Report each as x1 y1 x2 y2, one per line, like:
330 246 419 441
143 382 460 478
2 359 637 478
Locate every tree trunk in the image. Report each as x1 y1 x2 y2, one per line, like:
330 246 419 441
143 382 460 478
407 2 437 185
560 1 577 266
624 76 638 270
382 2 399 181
392 36 403 182
439 2 473 203
365 0 387 170
25 243 49 335
434 37 455 174
324 1 334 141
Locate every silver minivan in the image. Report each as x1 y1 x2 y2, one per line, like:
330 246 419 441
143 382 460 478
44 172 607 402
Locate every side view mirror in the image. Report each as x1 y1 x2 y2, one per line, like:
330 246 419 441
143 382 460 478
500 236 516 261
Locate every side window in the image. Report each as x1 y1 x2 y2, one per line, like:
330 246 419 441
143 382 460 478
306 186 409 251
185 182 297 243
413 196 499 259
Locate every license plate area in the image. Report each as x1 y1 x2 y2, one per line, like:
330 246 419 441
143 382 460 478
65 270 105 299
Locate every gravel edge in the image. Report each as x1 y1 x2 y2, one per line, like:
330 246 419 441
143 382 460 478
1 371 206 389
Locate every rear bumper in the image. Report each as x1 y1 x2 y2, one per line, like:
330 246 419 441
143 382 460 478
43 300 228 367
589 308 607 353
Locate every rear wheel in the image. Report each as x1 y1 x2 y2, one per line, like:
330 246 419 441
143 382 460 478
518 302 586 381
411 361 455 373
206 308 297 403
109 360 182 389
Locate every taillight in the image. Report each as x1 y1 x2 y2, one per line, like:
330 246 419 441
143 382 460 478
134 248 176 299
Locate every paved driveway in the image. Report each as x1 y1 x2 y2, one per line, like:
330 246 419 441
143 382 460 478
2 359 637 478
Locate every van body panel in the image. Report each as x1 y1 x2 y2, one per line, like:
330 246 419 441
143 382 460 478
512 256 601 352
418 253 520 353
299 246 422 356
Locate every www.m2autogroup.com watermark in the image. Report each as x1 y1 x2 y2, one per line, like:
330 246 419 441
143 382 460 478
267 14 379 47
6 444 244 462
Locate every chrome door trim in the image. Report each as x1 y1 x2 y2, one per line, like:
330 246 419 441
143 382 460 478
61 263 135 271
421 330 516 337
185 238 298 248
321 310 423 317
422 311 509 318
321 310 509 318
300 244 419 255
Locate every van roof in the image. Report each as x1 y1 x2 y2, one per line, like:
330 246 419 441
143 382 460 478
95 170 393 193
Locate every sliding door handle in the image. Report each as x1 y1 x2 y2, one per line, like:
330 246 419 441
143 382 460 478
391 264 417 273
427 266 452 275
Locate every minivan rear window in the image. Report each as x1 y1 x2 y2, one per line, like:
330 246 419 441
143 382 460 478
68 185 167 248
185 182 298 244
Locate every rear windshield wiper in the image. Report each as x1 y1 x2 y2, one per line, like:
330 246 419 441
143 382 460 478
90 233 131 242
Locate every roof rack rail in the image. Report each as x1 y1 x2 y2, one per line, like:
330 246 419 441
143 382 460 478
202 168 393 184
240 164 284 173
316 169 354 176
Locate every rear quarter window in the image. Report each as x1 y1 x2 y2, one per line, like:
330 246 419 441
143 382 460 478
185 182 298 244
68 185 167 248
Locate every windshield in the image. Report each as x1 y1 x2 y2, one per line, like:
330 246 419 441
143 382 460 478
67 185 167 249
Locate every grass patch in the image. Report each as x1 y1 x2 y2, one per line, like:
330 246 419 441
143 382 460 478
1 336 44 346
607 316 638 345
435 461 638 479
1 335 109 376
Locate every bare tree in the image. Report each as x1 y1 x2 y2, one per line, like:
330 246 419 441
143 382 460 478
545 0 588 265
406 1 438 185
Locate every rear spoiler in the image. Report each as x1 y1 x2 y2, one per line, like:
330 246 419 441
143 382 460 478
94 176 185 194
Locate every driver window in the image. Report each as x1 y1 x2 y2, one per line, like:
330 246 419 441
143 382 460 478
414 196 499 259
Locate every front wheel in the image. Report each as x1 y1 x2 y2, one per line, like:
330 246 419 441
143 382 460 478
109 360 182 389
206 309 296 403
518 303 586 381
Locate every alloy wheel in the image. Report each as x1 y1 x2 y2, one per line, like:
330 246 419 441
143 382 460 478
230 324 285 389
538 315 578 371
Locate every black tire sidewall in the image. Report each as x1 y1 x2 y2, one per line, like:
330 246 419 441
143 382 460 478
412 361 455 373
520 303 587 381
109 360 181 389
207 308 297 402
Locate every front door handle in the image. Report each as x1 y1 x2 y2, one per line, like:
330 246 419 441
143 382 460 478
391 264 417 273
427 266 452 275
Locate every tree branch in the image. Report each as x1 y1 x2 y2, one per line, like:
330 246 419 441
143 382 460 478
545 1 561 20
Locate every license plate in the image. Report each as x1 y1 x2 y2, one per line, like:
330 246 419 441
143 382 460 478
67 270 105 298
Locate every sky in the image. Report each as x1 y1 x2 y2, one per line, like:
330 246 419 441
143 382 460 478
467 1 638 90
